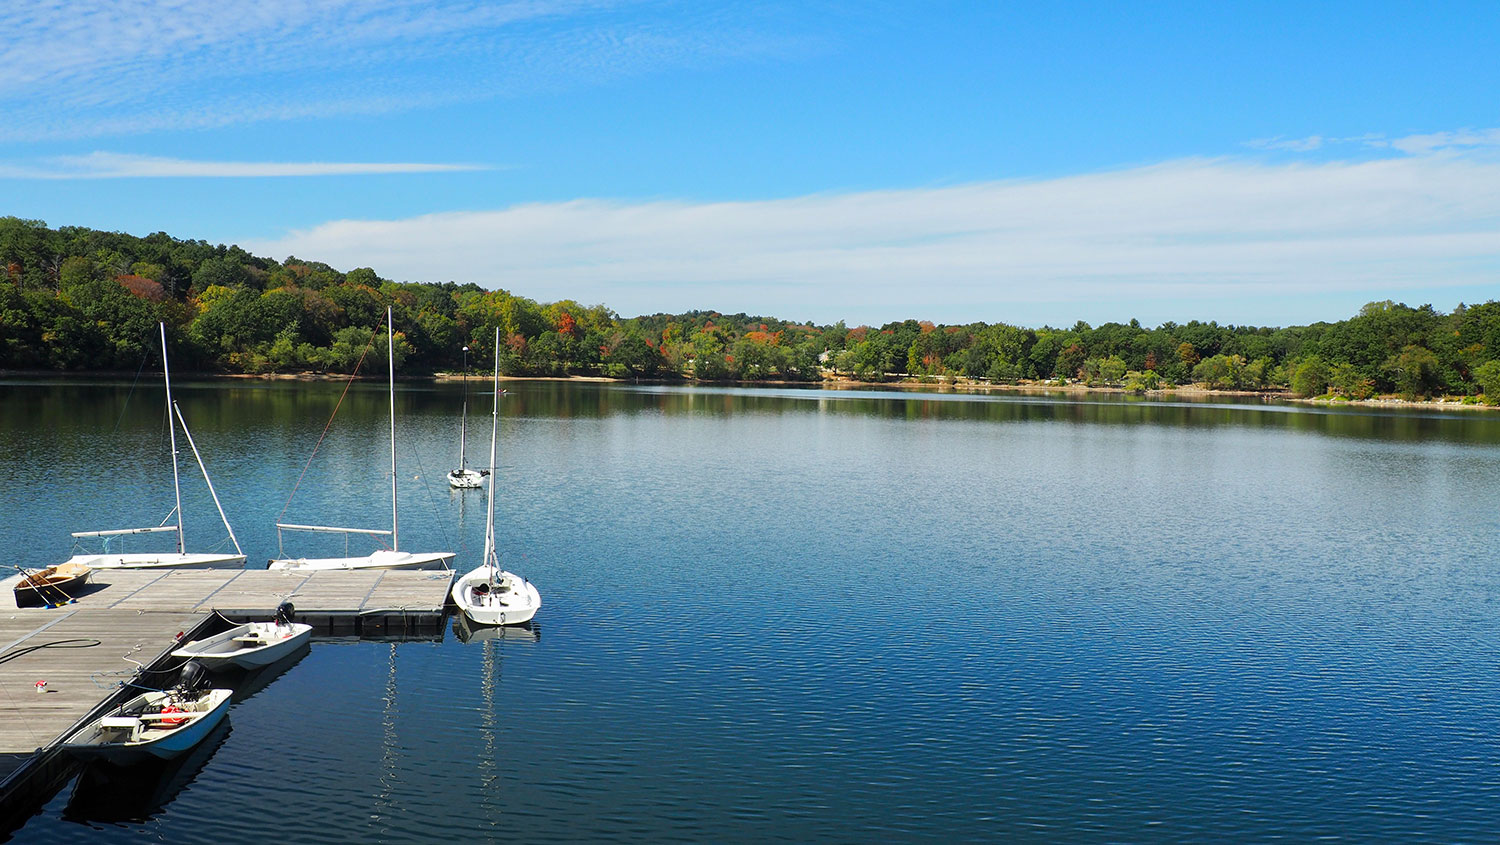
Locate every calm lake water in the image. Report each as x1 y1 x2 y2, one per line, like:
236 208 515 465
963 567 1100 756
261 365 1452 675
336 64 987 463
4 379 1500 842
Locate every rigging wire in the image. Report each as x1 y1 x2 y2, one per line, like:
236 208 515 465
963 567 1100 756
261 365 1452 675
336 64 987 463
110 350 151 436
275 324 383 526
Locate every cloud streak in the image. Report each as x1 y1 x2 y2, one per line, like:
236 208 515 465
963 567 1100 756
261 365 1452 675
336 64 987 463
0 0 819 141
244 153 1500 326
1247 128 1500 157
0 152 485 179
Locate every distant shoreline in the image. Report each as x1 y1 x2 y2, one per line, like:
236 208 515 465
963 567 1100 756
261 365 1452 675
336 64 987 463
4 369 1495 412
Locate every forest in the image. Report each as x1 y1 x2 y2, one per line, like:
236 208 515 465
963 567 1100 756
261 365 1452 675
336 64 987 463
2 216 1499 402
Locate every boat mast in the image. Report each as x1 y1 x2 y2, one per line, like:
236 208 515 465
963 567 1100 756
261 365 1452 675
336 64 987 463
484 327 500 579
159 322 185 555
459 345 470 470
388 307 399 552
172 401 243 557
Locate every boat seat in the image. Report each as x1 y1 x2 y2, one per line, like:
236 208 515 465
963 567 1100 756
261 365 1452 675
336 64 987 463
99 716 142 740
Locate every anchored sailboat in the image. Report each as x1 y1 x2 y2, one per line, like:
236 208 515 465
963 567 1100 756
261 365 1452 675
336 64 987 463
269 307 453 572
63 323 245 571
448 344 488 489
451 328 541 626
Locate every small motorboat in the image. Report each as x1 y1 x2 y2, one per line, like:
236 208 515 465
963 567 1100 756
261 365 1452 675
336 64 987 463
62 662 231 765
170 603 312 672
14 562 92 607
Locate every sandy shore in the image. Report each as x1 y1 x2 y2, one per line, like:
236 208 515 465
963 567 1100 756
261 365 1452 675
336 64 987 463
5 369 1494 411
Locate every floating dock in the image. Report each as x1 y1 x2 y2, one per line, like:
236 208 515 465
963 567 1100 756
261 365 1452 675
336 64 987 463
0 567 454 827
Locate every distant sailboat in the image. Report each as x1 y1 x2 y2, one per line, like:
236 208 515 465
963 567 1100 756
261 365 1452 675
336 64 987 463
448 344 489 490
451 328 541 626
64 323 245 571
269 308 453 572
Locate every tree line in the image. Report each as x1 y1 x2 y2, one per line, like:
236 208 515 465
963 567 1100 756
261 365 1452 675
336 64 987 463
2 217 1498 402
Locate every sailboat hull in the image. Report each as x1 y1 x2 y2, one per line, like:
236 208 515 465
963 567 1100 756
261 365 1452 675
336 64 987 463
451 567 540 626
447 469 487 489
268 549 453 572
68 553 246 571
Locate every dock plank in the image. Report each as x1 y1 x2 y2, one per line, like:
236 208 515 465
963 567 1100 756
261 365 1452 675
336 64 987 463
0 609 203 755
364 570 454 611
1 565 452 811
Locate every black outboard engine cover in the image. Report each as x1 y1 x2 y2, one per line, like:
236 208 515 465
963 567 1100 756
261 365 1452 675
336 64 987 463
274 602 296 626
177 659 210 700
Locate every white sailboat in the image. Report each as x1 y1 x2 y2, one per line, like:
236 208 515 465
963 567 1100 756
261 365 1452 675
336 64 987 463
64 323 245 571
269 307 453 572
447 344 489 489
451 328 541 626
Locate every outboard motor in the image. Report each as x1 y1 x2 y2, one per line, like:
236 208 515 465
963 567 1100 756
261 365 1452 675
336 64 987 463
274 602 296 626
176 659 210 701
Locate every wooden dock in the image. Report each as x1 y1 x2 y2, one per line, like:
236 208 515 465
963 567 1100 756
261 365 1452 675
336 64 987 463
0 567 454 826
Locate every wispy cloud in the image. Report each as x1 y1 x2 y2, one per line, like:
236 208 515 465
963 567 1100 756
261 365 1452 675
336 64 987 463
0 152 485 179
1247 128 1500 157
243 153 1500 326
1382 128 1500 155
0 1 821 141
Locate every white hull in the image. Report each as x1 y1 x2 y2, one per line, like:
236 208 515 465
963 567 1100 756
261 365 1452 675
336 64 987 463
171 621 313 671
447 468 487 489
62 689 232 765
67 552 246 571
268 549 453 572
451 567 540 626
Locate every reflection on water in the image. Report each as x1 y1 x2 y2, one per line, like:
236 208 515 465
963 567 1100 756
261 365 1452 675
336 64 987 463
228 643 312 704
454 615 541 644
62 719 232 826
5 379 1500 842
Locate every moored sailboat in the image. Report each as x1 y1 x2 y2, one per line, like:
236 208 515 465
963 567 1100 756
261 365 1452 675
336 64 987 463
451 328 541 627
269 307 453 572
448 344 489 489
63 323 245 571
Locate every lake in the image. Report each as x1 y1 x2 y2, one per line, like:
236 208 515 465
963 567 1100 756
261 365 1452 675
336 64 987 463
4 379 1500 842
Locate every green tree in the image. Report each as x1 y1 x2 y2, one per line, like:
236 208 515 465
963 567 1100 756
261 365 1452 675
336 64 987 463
1123 370 1160 393
1328 362 1374 399
1384 345 1441 400
1290 356 1328 397
1475 359 1500 404
1099 355 1127 385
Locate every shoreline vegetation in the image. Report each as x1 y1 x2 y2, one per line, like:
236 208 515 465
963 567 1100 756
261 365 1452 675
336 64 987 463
2 217 1499 408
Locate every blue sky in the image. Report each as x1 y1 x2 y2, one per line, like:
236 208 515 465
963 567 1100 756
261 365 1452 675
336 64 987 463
3 0 1498 327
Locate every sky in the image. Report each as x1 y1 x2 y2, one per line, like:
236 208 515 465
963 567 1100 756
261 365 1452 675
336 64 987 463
3 0 1498 328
